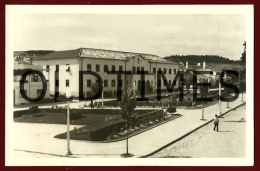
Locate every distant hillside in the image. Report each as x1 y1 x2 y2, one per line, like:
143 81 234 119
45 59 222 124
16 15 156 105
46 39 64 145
164 55 244 65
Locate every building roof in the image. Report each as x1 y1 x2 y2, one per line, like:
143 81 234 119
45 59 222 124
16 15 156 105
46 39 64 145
32 49 81 59
32 48 178 64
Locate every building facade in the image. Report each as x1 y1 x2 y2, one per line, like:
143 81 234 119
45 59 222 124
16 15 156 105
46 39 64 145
14 56 50 105
32 48 180 98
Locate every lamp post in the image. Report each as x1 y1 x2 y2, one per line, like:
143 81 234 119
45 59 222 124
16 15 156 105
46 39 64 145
201 103 205 120
85 81 87 99
66 101 72 155
218 76 222 115
133 82 135 95
102 83 104 109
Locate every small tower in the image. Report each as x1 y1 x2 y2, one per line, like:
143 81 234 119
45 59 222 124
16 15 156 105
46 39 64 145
203 61 206 69
186 61 188 69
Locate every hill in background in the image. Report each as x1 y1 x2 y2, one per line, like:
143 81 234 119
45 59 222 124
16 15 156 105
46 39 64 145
164 55 244 65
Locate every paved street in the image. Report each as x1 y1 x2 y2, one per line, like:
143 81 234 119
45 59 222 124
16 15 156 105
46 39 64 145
150 104 246 158
11 94 246 158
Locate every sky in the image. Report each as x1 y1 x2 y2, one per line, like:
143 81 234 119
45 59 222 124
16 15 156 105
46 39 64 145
14 14 246 60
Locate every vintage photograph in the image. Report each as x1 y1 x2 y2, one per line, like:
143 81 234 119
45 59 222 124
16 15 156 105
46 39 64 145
5 5 253 166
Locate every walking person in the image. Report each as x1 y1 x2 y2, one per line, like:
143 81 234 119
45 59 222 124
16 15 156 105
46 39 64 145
213 115 219 132
90 99 94 109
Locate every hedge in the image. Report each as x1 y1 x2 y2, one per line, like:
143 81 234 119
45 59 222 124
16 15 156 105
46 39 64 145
89 110 164 141
14 108 157 118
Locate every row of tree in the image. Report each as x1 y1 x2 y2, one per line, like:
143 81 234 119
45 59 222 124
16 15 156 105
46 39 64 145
165 41 246 64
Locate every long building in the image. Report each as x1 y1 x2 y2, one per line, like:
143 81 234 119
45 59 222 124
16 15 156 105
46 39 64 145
31 48 180 98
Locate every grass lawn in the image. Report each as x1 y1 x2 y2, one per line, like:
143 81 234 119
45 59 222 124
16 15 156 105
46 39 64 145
14 112 123 127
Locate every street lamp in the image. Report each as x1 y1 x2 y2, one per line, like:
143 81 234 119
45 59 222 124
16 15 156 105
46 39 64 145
66 101 72 155
133 82 136 95
85 81 87 99
102 83 104 109
218 76 222 115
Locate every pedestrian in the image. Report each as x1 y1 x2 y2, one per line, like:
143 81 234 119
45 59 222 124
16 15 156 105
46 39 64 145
213 115 219 132
90 99 94 109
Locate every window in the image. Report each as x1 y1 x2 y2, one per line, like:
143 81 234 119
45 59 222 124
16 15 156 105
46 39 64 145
37 89 42 97
56 65 59 72
137 58 140 64
87 80 91 87
158 68 161 71
104 65 108 72
153 68 156 74
169 80 172 85
19 90 27 98
46 65 49 72
112 65 115 72
33 74 38 82
141 67 144 71
133 67 136 74
169 69 172 74
96 64 100 72
104 80 108 87
111 80 116 87
96 79 99 85
119 66 123 72
164 80 167 86
137 67 140 73
164 68 167 74
87 64 91 71
55 80 59 86
66 80 69 87
174 69 177 74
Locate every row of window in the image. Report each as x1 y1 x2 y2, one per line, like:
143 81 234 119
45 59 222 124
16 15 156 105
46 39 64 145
87 64 123 72
47 64 177 75
86 79 121 87
46 65 69 72
55 80 70 87
85 79 176 88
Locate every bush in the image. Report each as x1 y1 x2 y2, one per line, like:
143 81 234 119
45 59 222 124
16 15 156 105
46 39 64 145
69 110 83 120
167 106 176 113
90 121 125 141
13 110 28 118
28 106 39 114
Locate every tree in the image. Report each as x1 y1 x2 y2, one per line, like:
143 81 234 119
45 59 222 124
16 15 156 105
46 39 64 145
224 77 233 108
145 81 153 95
184 78 191 94
198 78 209 120
120 87 136 157
90 82 99 97
120 88 137 122
241 41 246 63
198 78 209 99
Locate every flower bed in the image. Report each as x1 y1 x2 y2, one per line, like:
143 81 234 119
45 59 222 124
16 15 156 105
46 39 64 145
54 109 179 141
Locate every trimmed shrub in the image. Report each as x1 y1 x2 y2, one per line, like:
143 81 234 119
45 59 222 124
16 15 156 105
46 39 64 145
167 106 176 113
27 106 39 114
90 121 125 141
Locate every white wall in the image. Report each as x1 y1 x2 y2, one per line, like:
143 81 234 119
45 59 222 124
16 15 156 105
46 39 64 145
33 58 80 97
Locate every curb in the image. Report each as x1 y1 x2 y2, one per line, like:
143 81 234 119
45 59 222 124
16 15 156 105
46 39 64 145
14 149 79 158
140 102 246 158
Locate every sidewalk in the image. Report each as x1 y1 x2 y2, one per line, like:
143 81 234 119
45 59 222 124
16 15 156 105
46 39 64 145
12 94 246 158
